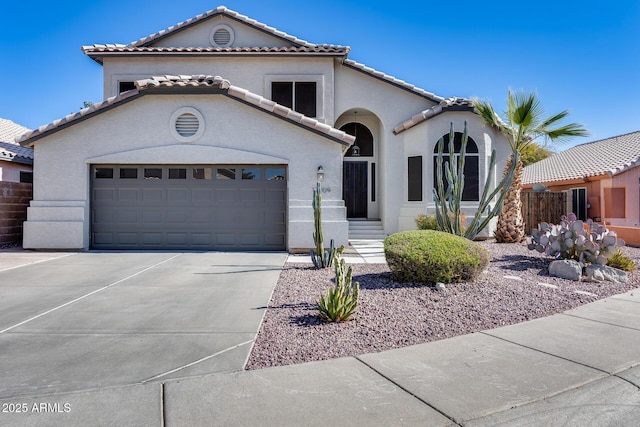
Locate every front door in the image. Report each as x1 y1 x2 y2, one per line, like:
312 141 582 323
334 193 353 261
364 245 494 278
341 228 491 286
571 187 587 221
343 161 367 218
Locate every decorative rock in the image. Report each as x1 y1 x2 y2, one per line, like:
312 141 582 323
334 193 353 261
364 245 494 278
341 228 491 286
435 282 446 291
584 265 629 284
549 259 582 281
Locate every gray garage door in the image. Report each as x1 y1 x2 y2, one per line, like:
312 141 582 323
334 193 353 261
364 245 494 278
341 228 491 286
91 165 286 251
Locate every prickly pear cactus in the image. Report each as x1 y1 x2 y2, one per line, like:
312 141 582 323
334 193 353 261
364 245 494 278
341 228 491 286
528 213 625 265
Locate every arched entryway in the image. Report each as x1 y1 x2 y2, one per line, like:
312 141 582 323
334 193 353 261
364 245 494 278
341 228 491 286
341 122 373 218
337 109 380 220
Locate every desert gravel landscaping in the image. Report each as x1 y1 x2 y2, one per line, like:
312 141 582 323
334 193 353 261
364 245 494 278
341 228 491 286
246 240 639 370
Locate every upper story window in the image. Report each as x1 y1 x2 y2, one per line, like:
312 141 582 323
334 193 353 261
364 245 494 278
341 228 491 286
19 171 33 183
271 81 317 117
119 81 136 94
433 132 479 201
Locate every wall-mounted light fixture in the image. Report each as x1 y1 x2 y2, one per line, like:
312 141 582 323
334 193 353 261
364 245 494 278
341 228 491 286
317 166 325 182
351 110 360 157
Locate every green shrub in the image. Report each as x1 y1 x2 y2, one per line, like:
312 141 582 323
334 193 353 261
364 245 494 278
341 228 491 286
416 213 467 231
317 247 360 322
384 230 490 284
607 249 636 271
415 214 439 230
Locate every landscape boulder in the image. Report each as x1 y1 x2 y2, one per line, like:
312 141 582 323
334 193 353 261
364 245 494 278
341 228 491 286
584 264 629 284
549 259 582 281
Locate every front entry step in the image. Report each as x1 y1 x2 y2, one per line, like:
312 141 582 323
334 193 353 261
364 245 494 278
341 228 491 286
348 220 386 240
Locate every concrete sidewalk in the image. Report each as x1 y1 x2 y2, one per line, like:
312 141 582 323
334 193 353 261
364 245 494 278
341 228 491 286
2 287 638 426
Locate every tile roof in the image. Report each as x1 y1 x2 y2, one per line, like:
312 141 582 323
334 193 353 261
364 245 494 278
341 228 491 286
82 7 453 106
0 118 33 163
17 75 355 148
523 130 640 184
131 6 319 48
82 45 349 63
392 97 474 134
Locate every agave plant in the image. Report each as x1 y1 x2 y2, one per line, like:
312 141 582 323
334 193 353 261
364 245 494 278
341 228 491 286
317 246 359 322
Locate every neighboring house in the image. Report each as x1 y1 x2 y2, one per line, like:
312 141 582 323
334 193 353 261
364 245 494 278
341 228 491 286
0 118 33 183
17 6 510 251
0 118 33 245
523 130 640 244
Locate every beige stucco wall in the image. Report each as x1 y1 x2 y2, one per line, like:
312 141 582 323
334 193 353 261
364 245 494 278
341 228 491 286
0 161 32 183
103 57 336 125
609 166 640 227
23 93 348 250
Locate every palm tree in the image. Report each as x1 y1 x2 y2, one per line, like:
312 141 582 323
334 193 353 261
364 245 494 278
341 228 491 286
473 90 589 243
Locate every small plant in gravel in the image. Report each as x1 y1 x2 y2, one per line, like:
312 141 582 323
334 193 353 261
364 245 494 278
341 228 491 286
607 249 636 271
317 246 360 322
528 213 625 265
384 230 490 284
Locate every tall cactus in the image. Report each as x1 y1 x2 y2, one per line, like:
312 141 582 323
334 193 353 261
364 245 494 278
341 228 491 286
433 121 519 240
310 182 336 268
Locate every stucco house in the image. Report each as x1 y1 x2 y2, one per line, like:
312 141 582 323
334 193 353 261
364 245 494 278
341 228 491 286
523 130 640 245
17 6 510 251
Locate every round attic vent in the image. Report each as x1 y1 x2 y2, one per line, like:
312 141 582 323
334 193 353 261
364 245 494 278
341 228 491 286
175 113 199 137
170 107 205 142
210 24 234 47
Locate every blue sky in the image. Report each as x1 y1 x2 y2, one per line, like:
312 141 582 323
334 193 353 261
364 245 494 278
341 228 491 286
1 1 638 149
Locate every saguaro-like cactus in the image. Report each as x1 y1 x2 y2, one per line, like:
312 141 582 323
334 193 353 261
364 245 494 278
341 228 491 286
433 122 519 240
310 182 336 268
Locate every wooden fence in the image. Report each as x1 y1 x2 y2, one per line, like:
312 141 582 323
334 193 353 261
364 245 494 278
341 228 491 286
0 182 32 245
521 191 567 234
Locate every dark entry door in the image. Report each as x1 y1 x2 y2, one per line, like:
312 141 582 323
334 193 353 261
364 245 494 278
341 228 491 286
571 188 587 221
343 161 368 218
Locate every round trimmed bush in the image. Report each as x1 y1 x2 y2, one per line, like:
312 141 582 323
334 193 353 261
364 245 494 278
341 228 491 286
384 230 490 284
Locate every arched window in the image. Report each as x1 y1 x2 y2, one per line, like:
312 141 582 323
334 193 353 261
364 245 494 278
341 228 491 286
433 132 479 201
340 123 374 157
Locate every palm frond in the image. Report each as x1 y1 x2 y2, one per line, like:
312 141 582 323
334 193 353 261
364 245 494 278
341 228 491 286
544 123 591 142
477 89 589 151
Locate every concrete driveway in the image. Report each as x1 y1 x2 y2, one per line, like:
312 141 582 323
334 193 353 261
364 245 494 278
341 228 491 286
0 250 286 398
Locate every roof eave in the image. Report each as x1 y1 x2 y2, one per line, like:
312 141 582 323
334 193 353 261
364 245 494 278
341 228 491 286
130 7 314 49
17 77 355 148
85 51 348 62
18 91 143 147
0 155 34 166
